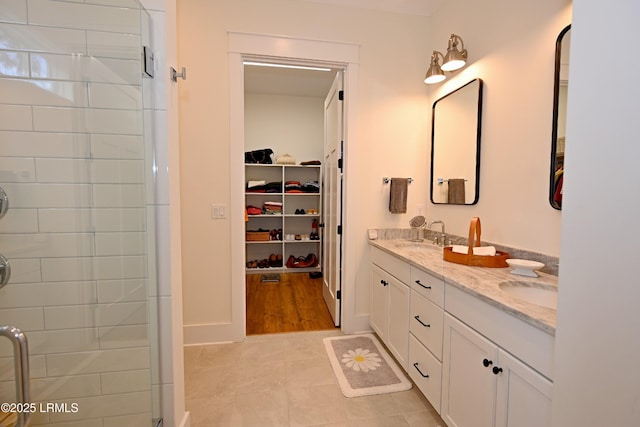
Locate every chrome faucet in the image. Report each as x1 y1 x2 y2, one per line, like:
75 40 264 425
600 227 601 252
427 220 447 246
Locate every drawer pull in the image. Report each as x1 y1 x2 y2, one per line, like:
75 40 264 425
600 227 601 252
413 362 429 378
414 315 430 328
415 279 431 289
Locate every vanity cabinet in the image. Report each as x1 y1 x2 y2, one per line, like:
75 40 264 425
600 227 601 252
370 248 410 368
407 266 445 413
369 242 556 427
442 313 552 427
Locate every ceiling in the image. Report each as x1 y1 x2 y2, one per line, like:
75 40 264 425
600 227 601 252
298 0 444 16
244 64 338 98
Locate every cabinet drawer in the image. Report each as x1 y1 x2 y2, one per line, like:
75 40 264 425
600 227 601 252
410 266 444 307
410 292 444 359
370 246 410 283
409 334 442 414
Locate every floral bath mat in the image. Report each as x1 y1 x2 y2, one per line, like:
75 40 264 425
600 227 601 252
323 334 412 397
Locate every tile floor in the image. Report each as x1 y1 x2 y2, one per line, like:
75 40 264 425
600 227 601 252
184 330 446 427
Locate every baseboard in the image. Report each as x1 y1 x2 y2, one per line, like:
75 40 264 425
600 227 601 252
183 322 244 345
342 313 371 335
177 411 190 427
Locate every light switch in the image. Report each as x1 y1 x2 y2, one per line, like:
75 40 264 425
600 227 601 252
211 204 227 219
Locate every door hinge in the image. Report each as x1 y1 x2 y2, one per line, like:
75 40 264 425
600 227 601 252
337 290 341 300
337 225 342 235
338 90 344 101
338 158 343 170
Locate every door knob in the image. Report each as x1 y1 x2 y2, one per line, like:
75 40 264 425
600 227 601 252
0 253 10 290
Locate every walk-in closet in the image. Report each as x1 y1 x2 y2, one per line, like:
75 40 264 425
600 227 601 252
243 62 341 334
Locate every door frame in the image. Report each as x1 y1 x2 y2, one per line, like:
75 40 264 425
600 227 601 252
229 32 360 341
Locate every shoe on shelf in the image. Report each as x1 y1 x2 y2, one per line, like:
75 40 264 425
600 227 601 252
290 253 318 268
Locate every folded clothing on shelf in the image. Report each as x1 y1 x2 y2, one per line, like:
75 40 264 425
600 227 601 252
246 181 282 193
263 201 282 214
246 205 262 215
285 181 301 192
301 181 320 193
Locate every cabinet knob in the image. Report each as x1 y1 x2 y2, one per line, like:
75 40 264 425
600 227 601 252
415 280 432 290
413 362 429 378
380 279 388 286
414 315 431 328
482 358 493 367
492 366 503 375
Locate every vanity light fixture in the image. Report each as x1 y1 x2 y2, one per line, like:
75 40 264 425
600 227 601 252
441 34 468 71
424 33 469 84
424 51 446 84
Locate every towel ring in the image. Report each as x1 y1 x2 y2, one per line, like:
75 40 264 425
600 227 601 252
383 177 413 184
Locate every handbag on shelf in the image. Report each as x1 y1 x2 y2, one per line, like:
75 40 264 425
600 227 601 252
443 217 510 268
245 148 274 164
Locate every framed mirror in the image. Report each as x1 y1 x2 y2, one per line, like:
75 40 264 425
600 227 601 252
549 25 571 210
430 78 483 205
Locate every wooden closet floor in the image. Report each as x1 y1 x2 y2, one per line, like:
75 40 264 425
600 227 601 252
246 272 338 335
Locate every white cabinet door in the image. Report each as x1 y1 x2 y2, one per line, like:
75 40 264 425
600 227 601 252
370 264 389 341
387 276 410 369
495 349 552 427
442 313 497 427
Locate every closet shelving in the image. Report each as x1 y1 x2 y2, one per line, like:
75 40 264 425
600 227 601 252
245 163 322 274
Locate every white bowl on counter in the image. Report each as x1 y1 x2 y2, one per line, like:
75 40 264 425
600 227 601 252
506 259 545 277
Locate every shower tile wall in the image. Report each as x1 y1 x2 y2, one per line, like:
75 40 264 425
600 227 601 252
0 0 172 425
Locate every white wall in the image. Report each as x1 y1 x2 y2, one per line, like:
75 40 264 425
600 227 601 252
428 0 571 256
177 0 432 339
244 93 324 162
551 1 640 425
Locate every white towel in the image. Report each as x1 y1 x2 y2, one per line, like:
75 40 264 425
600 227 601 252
451 245 497 256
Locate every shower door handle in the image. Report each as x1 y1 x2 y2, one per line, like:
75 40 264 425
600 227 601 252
0 186 8 219
0 325 31 427
0 253 11 290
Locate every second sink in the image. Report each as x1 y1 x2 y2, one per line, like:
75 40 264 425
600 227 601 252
498 280 558 309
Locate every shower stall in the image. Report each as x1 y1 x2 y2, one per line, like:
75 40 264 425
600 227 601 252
0 1 164 425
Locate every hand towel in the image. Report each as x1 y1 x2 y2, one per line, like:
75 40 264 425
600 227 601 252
448 178 466 204
389 178 408 214
451 245 497 256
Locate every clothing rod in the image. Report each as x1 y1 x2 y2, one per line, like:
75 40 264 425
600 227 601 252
383 177 413 184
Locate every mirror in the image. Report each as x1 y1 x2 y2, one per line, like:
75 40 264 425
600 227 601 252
430 79 483 205
550 25 571 210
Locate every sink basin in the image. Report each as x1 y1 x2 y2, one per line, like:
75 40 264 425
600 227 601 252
498 281 558 309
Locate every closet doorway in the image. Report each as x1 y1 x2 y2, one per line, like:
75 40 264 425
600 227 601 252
243 62 342 334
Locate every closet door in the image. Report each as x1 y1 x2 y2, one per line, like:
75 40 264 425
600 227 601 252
322 70 343 326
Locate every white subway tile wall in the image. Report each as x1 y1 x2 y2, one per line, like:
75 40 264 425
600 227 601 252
0 0 168 425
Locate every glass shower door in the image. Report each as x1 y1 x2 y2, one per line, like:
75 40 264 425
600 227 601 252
0 0 161 425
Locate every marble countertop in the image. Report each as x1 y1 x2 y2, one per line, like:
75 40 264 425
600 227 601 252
369 239 558 336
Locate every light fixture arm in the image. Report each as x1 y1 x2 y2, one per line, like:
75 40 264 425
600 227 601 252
448 34 467 60
430 50 445 66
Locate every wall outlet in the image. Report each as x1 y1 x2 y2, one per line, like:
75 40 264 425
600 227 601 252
211 204 227 219
416 204 425 216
